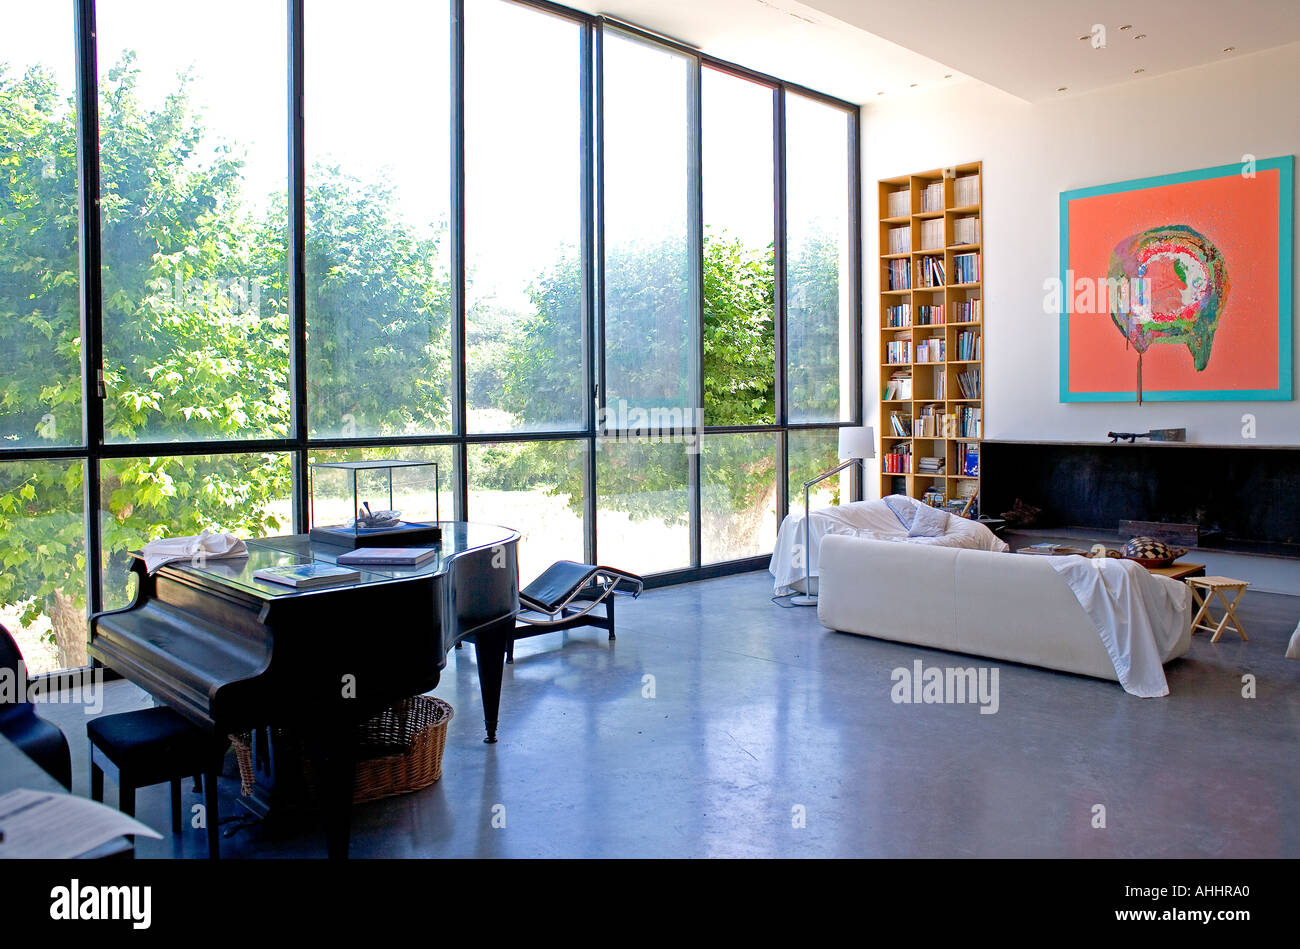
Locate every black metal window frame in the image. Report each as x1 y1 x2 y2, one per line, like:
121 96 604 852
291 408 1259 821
4 0 862 630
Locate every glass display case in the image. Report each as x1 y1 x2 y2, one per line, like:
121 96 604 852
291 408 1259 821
308 460 441 548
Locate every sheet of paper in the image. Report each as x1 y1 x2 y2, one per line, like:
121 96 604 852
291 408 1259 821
0 788 162 859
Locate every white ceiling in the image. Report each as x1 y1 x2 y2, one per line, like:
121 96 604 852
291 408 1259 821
564 0 1300 105
560 0 970 103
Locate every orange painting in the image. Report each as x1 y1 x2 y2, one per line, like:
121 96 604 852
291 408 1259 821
1059 158 1292 402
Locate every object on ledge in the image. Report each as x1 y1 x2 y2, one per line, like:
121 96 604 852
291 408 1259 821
308 459 441 549
510 561 644 663
791 426 875 607
1123 536 1188 568
1106 428 1187 444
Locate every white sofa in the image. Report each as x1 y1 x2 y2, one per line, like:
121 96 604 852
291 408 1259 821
816 534 1192 684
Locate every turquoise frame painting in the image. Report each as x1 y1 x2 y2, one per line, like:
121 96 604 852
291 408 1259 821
1059 156 1293 402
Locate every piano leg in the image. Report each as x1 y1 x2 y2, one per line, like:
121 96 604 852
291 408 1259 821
313 726 358 859
473 618 513 744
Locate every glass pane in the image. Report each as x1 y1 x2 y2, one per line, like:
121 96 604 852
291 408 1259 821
596 436 689 574
307 444 456 537
99 453 293 611
465 1 584 434
602 31 692 421
468 440 585 586
0 6 81 449
786 93 852 424
788 428 849 514
305 0 453 438
97 1 289 443
0 460 87 674
702 432 778 563
702 68 774 426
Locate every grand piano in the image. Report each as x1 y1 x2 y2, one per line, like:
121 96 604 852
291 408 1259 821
89 522 520 857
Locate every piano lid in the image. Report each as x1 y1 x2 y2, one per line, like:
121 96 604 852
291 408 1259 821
140 521 519 601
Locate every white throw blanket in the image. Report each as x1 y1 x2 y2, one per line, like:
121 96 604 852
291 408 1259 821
769 497 1009 594
141 530 248 574
1047 556 1190 697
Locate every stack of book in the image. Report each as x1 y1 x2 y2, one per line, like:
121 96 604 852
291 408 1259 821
954 174 980 206
885 303 911 327
920 218 944 250
915 304 943 325
883 443 913 474
957 367 981 399
951 216 980 245
886 339 912 365
882 370 912 400
887 189 910 217
952 252 981 284
915 338 945 363
917 456 945 475
888 226 910 254
888 258 912 290
920 180 945 212
888 411 913 437
917 256 945 287
955 330 981 361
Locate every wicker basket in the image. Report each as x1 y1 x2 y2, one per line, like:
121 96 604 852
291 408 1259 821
232 695 453 805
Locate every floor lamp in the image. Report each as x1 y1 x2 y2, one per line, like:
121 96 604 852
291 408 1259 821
790 425 875 607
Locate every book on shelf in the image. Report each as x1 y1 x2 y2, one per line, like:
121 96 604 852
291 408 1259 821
888 226 910 255
957 367 981 399
952 252 981 284
887 189 909 218
336 546 439 567
950 216 980 245
934 367 946 400
886 339 913 365
917 456 945 474
952 299 982 322
955 330 981 361
889 411 913 437
957 441 979 477
956 405 982 438
888 258 912 290
884 370 912 400
253 563 362 589
915 337 945 363
883 443 913 474
920 218 944 250
917 255 945 287
885 303 911 327
920 180 944 212
915 304 943 325
954 173 980 207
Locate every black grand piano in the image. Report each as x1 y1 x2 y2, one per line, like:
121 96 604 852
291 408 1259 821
89 522 520 857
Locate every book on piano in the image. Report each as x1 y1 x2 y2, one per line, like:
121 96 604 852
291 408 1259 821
336 546 439 567
253 563 362 589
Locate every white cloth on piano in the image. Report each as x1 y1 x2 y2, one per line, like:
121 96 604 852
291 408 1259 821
141 529 248 574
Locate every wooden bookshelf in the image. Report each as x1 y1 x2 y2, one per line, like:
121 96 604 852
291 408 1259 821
877 161 983 515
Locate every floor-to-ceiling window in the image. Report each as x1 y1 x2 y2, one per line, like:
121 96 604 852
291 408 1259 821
0 0 860 675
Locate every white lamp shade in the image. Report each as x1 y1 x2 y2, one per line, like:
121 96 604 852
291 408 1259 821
838 425 875 460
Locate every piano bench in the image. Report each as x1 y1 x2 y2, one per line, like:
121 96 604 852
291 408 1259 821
87 706 230 859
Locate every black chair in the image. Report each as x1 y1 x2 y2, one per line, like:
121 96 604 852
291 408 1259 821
0 623 71 788
88 706 229 858
508 561 643 663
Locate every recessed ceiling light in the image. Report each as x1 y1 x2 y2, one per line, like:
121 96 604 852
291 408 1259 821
1079 34 1090 41
876 90 885 95
1134 33 1147 40
1223 46 1235 52
943 74 952 79
909 83 918 88
1057 86 1068 92
1119 24 1132 30
1133 67 1145 73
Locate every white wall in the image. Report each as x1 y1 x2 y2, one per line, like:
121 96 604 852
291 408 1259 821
860 42 1300 453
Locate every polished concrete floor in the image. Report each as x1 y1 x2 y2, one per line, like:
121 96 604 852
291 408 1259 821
43 571 1300 858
